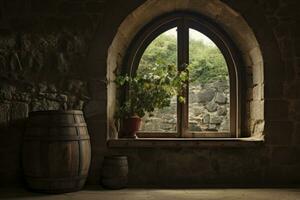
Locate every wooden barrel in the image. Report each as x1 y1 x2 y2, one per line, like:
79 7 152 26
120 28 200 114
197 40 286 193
22 110 91 193
101 156 128 189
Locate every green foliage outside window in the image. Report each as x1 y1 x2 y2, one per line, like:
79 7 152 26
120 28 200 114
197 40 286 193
115 32 228 119
138 34 228 84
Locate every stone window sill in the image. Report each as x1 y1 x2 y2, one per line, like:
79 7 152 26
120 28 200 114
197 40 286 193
107 137 264 148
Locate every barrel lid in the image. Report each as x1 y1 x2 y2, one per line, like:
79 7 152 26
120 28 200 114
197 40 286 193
29 110 83 116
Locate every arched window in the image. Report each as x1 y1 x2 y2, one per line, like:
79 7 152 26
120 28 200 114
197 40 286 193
122 12 241 138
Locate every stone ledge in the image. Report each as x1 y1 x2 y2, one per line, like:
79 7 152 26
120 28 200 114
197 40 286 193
107 137 264 148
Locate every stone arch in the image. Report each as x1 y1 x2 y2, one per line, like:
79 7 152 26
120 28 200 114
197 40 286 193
107 0 264 139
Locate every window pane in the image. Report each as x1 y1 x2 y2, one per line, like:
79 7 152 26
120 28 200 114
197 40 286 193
137 28 177 132
188 28 230 132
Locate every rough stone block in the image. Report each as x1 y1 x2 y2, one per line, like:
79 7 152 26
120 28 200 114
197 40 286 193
210 116 223 124
0 104 10 125
283 58 296 81
15 92 31 103
56 94 68 102
291 100 300 121
264 59 284 84
156 149 214 185
250 100 264 120
30 99 60 112
59 2 84 14
246 87 253 101
213 81 229 92
265 164 295 184
86 59 106 79
0 84 16 101
252 61 264 85
249 47 263 65
284 80 300 99
265 121 293 145
215 92 227 104
242 53 253 67
85 1 105 13
293 122 300 144
203 114 210 124
265 81 283 99
253 84 264 100
295 39 300 57
219 118 229 131
175 0 190 10
88 79 107 101
271 146 300 165
10 102 28 121
252 120 265 136
119 13 146 46
84 100 106 119
198 88 215 103
217 106 227 116
209 148 265 184
205 102 218 112
265 100 289 120
37 83 47 93
31 0 58 14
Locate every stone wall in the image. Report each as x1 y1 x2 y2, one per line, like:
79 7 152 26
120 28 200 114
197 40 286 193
103 0 300 186
141 80 230 132
255 0 300 181
0 0 104 185
0 0 299 187
189 81 230 131
107 0 265 138
0 32 90 110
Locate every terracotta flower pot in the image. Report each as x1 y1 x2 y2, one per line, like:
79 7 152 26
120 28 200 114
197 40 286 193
121 116 141 138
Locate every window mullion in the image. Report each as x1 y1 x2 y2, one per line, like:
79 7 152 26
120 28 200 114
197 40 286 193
177 17 189 138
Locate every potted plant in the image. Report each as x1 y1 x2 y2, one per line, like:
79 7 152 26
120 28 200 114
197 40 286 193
115 64 188 138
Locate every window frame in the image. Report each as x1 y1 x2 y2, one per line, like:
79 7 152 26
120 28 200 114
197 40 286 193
122 12 242 138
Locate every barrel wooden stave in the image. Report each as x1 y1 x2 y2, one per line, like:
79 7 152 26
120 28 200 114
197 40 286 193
22 110 91 193
101 156 128 189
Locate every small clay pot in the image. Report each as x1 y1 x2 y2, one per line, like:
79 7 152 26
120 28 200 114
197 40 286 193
121 116 141 138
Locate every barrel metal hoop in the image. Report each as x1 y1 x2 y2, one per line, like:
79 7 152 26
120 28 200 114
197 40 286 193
27 123 87 128
29 110 83 116
24 135 90 141
25 175 88 181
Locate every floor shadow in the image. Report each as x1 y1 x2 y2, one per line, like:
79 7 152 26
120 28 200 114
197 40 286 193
0 188 54 199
